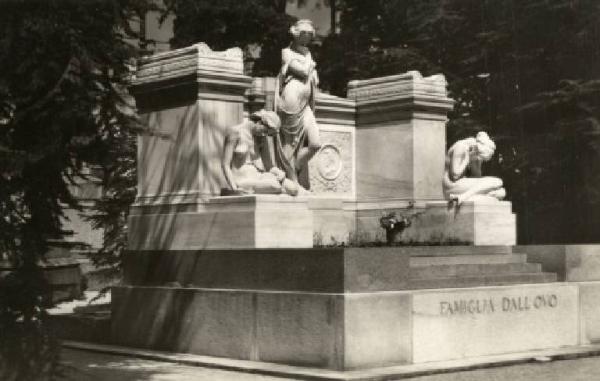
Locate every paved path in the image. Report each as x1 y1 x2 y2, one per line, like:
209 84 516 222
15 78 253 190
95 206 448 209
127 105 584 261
62 348 600 381
62 348 283 381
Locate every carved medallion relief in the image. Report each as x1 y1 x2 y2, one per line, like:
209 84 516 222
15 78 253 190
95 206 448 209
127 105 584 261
309 130 353 195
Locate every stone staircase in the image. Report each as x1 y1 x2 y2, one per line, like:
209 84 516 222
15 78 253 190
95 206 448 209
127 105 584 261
408 246 557 290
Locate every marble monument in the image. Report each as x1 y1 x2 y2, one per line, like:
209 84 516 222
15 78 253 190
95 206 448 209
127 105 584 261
110 20 600 380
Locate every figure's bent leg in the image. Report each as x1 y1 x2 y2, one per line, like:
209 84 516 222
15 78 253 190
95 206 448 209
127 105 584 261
487 187 506 200
280 133 297 162
236 176 283 194
449 177 503 205
282 179 299 196
296 111 321 172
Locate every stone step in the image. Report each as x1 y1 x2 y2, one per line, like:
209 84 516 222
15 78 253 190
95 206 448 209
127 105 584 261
407 272 558 290
410 262 543 279
405 245 513 257
410 253 528 267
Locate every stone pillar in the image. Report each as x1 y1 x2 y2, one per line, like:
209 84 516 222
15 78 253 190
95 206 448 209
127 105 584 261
347 71 454 201
131 43 253 204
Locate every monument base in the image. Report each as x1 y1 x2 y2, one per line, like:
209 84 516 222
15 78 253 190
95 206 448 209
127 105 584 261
127 195 515 249
110 246 591 372
128 195 313 249
112 281 599 370
400 200 517 246
311 198 516 246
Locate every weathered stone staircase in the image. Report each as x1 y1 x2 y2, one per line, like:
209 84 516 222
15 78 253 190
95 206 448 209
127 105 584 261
408 246 557 289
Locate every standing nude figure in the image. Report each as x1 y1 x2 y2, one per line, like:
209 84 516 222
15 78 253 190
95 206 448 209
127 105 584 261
443 131 506 205
275 19 321 188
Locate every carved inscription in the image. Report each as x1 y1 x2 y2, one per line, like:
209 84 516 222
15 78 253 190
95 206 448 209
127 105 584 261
440 294 558 316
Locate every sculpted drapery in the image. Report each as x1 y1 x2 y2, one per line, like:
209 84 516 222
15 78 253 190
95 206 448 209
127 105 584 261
274 19 321 189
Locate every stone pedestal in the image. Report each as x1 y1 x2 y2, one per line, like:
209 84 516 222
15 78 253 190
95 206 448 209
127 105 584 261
111 250 586 370
128 195 313 250
131 43 252 202
398 200 517 246
348 71 453 200
310 198 517 247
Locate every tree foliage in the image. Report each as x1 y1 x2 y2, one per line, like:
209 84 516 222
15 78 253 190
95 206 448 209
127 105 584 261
0 1 149 379
317 0 600 243
162 0 296 75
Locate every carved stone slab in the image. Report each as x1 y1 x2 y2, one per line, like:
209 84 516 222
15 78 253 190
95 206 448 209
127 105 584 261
309 130 353 195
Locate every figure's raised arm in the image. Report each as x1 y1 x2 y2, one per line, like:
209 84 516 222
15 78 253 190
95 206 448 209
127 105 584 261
282 49 314 80
449 143 470 181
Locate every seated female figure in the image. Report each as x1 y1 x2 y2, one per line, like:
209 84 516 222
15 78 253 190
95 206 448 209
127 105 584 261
443 131 506 205
221 110 298 196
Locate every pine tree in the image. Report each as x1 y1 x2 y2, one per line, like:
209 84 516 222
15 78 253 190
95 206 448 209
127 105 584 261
162 0 296 76
0 1 151 378
318 0 600 243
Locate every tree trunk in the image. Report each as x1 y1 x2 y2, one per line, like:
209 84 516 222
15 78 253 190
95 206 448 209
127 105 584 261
330 0 336 34
274 0 287 14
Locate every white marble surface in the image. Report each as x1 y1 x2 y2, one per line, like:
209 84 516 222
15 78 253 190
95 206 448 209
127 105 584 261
412 283 579 363
128 195 314 249
578 281 600 345
406 200 517 245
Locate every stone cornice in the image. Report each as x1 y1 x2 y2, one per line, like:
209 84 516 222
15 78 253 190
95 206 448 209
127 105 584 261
315 92 356 126
347 71 454 125
355 96 455 125
130 43 252 99
347 71 448 102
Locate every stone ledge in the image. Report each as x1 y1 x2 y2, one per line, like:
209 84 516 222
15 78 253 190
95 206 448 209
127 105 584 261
396 200 517 246
347 71 449 102
128 195 314 250
122 247 410 293
62 340 600 381
133 43 244 86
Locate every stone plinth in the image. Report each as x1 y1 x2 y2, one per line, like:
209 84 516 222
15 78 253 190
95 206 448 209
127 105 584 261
411 283 579 362
309 198 516 246
111 247 413 370
402 200 517 246
131 43 252 202
348 71 454 200
111 286 413 370
128 195 313 250
112 279 591 370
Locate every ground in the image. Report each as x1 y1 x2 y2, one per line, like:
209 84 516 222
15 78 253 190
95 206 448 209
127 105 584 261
63 348 600 381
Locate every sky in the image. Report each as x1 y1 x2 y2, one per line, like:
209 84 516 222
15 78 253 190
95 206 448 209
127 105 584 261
146 0 332 52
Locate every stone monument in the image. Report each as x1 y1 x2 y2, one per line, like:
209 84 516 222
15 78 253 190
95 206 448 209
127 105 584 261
110 33 600 380
126 43 313 250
